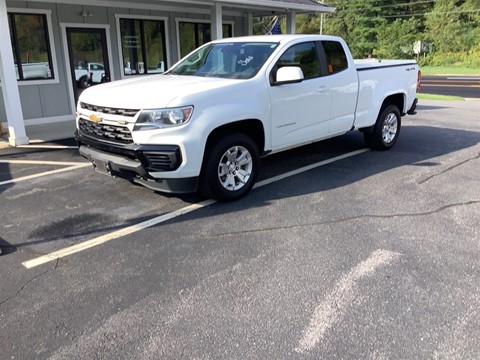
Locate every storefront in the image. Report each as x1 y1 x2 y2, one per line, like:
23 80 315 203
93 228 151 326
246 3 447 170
0 0 334 145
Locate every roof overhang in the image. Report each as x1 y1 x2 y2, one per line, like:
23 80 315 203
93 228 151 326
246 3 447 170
219 0 335 15
22 0 334 16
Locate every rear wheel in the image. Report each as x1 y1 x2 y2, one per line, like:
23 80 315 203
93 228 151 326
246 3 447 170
200 133 259 201
364 104 401 150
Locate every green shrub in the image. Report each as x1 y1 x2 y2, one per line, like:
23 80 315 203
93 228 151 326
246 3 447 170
421 50 480 68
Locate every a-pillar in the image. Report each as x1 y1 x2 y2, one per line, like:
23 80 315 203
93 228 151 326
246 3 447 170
211 2 223 40
0 0 28 146
286 11 297 34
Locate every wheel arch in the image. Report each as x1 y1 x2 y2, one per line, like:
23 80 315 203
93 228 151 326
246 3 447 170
360 93 406 134
382 93 406 115
204 119 265 157
199 123 263 200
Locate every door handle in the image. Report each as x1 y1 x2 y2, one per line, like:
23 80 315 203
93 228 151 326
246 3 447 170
316 86 327 93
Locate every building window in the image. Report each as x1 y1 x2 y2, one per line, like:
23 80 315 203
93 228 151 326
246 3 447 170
178 21 233 58
8 12 54 81
120 18 167 76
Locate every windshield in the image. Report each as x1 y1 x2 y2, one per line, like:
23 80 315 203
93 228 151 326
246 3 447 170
167 42 279 79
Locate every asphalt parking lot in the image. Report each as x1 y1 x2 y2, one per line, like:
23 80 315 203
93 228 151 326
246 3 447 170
1 99 479 359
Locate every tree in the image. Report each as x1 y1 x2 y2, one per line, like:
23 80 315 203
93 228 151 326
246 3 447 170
374 17 420 59
323 0 397 57
425 0 474 52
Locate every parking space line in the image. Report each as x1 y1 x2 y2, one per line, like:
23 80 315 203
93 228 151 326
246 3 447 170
22 200 217 269
254 149 369 188
295 249 400 354
22 148 369 269
0 159 88 166
16 144 78 149
0 163 91 186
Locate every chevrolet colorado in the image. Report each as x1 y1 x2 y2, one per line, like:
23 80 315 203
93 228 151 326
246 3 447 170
75 35 419 201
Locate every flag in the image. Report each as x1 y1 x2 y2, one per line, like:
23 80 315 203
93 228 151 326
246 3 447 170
266 16 282 35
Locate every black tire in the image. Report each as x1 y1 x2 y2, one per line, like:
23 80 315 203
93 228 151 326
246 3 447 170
79 75 90 89
200 133 259 201
364 104 401 150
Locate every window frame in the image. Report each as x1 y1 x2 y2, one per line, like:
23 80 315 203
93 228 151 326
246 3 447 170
175 18 235 60
115 14 170 80
6 8 59 86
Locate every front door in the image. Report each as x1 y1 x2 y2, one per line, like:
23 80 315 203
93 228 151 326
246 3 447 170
66 28 110 103
269 41 332 150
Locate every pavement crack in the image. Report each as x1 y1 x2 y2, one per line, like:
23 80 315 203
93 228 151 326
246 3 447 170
0 259 59 307
419 152 480 184
205 200 480 239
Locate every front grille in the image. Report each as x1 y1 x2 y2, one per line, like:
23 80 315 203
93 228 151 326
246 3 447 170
79 118 133 144
143 152 179 171
80 102 139 117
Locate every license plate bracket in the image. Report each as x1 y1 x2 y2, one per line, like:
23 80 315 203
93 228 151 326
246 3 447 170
91 158 113 176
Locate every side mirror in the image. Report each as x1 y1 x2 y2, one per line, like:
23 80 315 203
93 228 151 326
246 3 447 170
275 66 304 85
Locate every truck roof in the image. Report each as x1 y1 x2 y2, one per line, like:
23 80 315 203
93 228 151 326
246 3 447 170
212 34 343 44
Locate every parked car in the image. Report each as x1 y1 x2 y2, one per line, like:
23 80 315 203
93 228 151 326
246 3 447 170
15 62 51 80
75 35 420 201
75 62 105 88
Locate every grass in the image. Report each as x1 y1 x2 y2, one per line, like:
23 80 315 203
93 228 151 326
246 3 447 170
417 93 464 101
420 66 480 75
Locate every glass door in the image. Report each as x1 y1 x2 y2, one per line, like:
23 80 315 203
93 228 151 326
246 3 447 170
66 28 110 103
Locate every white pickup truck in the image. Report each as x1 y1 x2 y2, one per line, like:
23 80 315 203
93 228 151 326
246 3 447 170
75 62 105 88
75 35 419 201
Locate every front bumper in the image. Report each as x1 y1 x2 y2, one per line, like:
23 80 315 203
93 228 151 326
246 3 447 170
76 131 198 193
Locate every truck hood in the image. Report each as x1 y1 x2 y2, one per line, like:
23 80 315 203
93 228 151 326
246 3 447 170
78 74 242 110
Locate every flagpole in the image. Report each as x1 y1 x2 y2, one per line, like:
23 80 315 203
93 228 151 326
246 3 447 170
319 1 324 35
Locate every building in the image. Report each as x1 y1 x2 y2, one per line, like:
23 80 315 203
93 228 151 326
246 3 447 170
0 0 334 146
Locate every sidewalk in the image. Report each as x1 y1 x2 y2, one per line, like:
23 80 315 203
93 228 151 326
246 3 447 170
0 119 76 149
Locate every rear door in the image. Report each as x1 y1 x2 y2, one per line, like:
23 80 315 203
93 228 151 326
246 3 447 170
319 40 358 135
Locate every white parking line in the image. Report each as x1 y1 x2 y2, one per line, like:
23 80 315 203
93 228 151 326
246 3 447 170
0 159 88 166
22 148 369 269
254 149 369 188
295 249 400 354
22 200 216 269
0 163 91 186
16 144 78 149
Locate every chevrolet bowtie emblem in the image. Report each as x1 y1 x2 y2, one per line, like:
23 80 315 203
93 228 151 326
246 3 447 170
89 113 103 123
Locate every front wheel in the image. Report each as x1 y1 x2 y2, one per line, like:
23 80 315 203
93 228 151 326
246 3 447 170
364 104 401 150
200 133 259 201
78 75 91 89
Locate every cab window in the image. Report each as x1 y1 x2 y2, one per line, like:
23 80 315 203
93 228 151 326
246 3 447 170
275 42 322 80
321 41 348 74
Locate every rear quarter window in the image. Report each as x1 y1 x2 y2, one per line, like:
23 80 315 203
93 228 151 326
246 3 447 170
322 41 348 74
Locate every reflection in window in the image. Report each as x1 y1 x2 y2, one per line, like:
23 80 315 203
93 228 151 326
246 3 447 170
169 42 276 79
276 42 321 80
8 13 54 80
179 22 233 58
120 18 167 76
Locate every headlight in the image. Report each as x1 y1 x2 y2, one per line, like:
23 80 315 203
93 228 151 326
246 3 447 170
135 106 194 130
